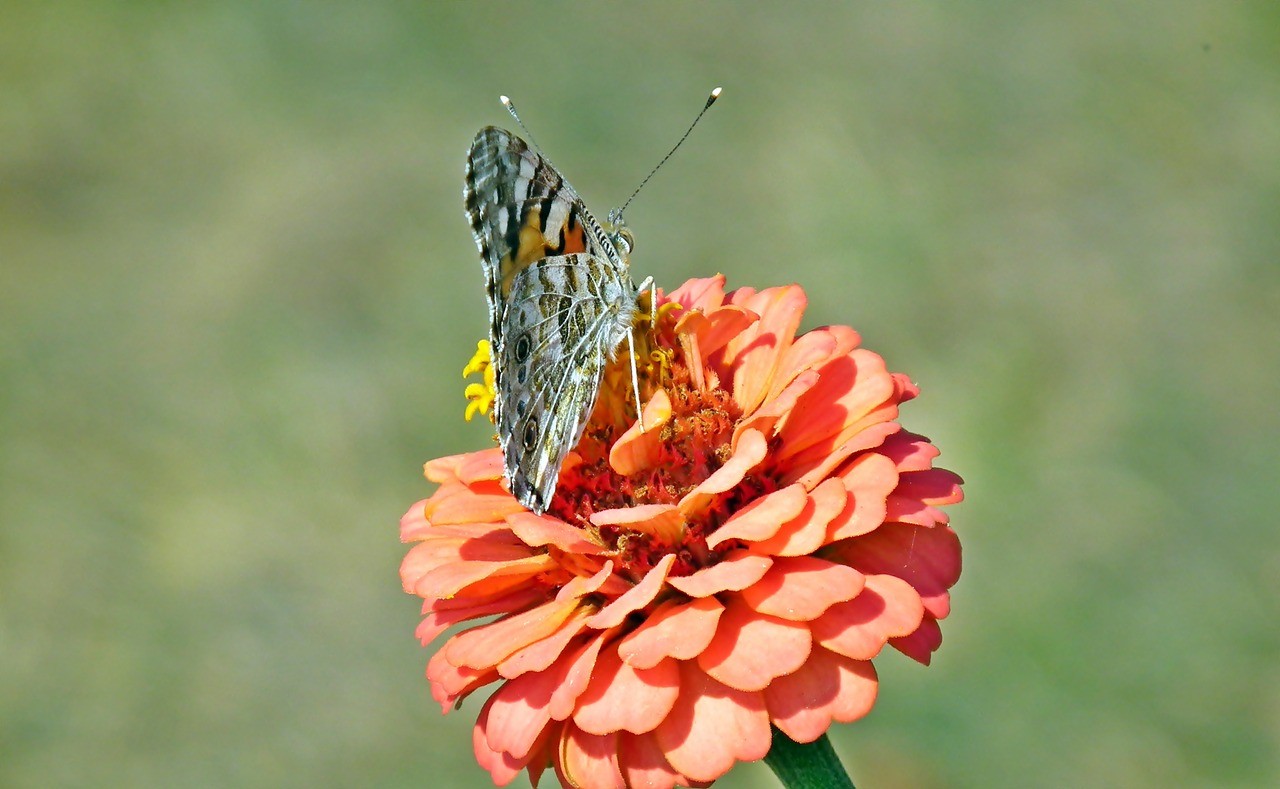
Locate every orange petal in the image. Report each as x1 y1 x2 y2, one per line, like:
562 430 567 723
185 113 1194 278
725 285 807 415
590 504 685 543
484 667 559 759
667 550 772 597
619 732 712 789
748 477 849 557
677 428 768 516
508 511 607 554
827 452 898 541
706 483 808 548
456 449 507 483
654 663 771 782
696 599 812 691
608 388 673 475
415 587 546 644
498 606 593 679
617 596 726 669
549 636 607 720
665 274 727 312
573 649 680 735
738 556 865 621
558 727 625 789
764 647 878 743
586 554 677 629
811 574 925 661
472 699 536 786
445 597 581 670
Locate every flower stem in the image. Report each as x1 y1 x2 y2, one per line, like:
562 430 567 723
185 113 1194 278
762 729 856 789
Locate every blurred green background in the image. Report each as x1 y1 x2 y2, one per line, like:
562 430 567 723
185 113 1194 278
3 2 1277 787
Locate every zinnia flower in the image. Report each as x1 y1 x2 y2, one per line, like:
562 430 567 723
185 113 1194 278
400 275 963 788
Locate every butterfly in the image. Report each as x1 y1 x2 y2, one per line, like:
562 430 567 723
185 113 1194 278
464 127 649 515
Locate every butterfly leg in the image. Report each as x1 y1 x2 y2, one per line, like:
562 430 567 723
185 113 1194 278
630 276 656 430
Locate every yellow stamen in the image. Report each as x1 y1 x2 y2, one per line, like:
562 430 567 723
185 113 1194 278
462 340 496 422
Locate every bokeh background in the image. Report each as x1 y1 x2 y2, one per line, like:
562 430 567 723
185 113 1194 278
3 2 1277 787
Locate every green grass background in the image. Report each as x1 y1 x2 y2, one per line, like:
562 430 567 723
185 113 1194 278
3 2 1276 787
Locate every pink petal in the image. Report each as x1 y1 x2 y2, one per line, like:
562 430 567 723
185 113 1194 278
697 599 812 691
667 550 773 597
764 647 878 743
811 574 925 661
832 523 962 619
573 649 680 735
891 614 943 665
655 664 771 782
617 596 725 669
738 556 866 621
586 554 677 629
707 483 808 548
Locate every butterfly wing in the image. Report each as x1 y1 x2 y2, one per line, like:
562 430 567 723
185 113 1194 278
464 127 638 513
496 254 638 513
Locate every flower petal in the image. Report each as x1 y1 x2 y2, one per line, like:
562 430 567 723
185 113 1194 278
696 598 812 691
738 555 865 621
748 477 849 557
667 550 772 597
573 650 680 735
558 727 625 789
706 482 808 548
765 647 878 743
445 597 582 670
811 574 925 660
617 597 725 669
608 388 674 475
586 554 677 629
508 511 608 554
677 428 768 516
655 663 771 782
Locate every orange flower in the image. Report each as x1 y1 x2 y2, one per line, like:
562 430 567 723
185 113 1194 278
401 275 963 788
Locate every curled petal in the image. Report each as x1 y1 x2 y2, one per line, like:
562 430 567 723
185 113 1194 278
667 551 772 597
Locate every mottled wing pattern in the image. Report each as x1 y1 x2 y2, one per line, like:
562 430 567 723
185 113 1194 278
497 255 638 511
463 126 639 514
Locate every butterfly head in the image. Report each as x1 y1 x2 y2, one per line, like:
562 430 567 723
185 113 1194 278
606 208 634 257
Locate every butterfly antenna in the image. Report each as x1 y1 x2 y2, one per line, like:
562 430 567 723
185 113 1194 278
616 87 721 218
500 95 548 157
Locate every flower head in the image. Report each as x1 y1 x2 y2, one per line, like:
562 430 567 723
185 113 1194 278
401 275 963 788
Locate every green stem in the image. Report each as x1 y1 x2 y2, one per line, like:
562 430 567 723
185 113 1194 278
762 728 856 789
